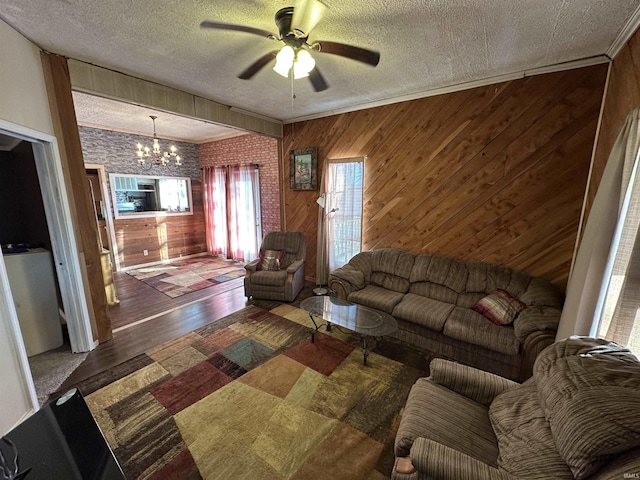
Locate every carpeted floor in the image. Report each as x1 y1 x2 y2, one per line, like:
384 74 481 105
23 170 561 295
126 256 245 298
74 304 426 479
29 343 88 406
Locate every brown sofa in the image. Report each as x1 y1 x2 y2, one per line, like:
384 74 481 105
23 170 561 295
391 337 640 480
328 248 564 381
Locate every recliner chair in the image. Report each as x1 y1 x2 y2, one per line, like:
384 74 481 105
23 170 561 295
244 231 306 302
391 336 640 479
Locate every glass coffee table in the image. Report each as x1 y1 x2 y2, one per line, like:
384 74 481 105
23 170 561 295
300 296 398 365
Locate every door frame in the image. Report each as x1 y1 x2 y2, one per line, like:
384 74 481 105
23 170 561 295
85 163 119 270
0 119 96 356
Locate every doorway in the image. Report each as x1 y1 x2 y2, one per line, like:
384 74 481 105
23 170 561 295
0 140 64 355
0 119 95 409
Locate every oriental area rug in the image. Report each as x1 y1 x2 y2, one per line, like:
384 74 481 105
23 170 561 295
76 305 424 479
126 255 245 298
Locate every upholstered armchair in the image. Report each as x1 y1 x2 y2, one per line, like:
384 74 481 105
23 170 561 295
244 231 306 302
391 337 640 480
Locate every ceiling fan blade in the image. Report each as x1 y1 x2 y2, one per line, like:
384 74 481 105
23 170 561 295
291 0 328 37
313 41 380 67
238 51 279 80
309 67 329 92
200 21 276 39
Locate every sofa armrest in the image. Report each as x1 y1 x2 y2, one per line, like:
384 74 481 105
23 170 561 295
513 306 562 342
245 259 259 273
286 259 304 274
328 264 366 299
429 358 518 406
409 438 514 480
519 330 555 381
514 306 561 381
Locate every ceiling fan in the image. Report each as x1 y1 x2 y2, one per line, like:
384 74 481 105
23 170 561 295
200 0 380 92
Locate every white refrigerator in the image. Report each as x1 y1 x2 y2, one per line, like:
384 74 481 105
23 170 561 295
4 248 63 356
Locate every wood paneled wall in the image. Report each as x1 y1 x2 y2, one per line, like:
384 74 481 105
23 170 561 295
114 181 206 268
588 28 640 225
283 65 608 290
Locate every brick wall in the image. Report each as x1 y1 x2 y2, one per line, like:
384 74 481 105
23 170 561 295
200 133 281 237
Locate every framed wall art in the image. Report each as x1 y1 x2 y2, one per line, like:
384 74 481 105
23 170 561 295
290 147 318 190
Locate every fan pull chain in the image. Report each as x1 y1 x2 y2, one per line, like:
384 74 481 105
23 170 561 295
290 72 296 112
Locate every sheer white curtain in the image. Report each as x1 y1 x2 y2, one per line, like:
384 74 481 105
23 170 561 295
558 109 640 342
325 158 364 272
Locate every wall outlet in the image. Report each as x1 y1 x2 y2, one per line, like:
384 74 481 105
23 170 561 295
143 249 148 256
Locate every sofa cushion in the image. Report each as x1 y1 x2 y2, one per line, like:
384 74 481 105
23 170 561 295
330 264 366 290
520 277 563 308
249 269 288 286
443 307 520 355
410 254 468 293
409 282 458 304
456 291 486 309
472 289 526 325
503 269 532 298
534 337 640 480
370 272 411 294
347 284 405 314
392 293 455 331
485 264 513 293
489 379 574 479
368 249 414 293
346 251 373 281
395 378 499 466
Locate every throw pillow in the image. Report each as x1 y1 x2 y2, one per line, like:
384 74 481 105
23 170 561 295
257 249 284 271
473 289 526 325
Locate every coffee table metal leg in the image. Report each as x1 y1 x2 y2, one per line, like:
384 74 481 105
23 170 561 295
309 312 318 343
361 335 369 365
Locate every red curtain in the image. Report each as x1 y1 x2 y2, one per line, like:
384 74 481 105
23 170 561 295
202 164 261 262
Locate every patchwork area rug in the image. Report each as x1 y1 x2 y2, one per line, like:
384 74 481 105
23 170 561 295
126 256 245 298
76 305 423 479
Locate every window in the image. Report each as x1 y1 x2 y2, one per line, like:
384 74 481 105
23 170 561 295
158 178 190 212
325 158 364 271
109 174 192 219
595 153 640 354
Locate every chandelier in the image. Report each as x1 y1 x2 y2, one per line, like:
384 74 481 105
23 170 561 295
135 115 182 170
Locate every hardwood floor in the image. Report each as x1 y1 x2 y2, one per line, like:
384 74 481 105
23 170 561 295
58 274 317 392
109 271 246 330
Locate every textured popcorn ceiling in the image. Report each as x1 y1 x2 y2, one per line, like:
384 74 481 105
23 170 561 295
2 0 640 141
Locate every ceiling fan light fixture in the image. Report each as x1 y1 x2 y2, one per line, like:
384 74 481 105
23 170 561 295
291 0 328 37
293 49 316 78
273 45 295 77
